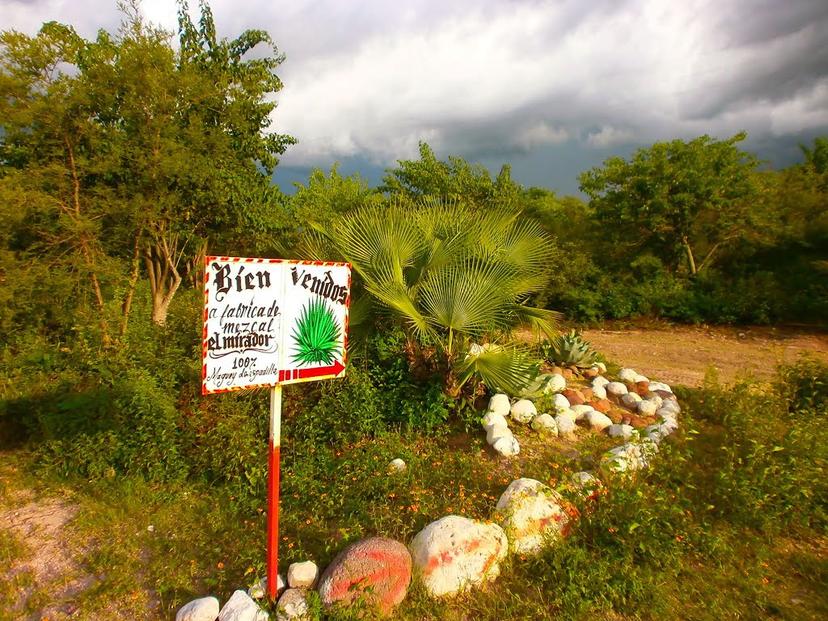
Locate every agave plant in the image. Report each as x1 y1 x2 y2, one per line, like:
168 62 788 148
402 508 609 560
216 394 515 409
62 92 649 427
291 298 341 365
541 330 597 368
300 198 559 395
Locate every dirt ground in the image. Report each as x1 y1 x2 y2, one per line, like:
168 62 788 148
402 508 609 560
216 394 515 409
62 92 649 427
582 322 828 387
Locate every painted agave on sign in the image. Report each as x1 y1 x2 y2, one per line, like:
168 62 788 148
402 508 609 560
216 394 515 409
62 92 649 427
291 298 342 365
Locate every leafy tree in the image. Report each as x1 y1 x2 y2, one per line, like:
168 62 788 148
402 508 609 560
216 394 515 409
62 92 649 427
291 164 382 230
579 133 761 275
301 199 559 397
382 142 521 208
0 0 294 336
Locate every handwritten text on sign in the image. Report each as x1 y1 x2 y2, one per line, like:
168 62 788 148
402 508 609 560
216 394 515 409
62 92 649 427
202 257 351 394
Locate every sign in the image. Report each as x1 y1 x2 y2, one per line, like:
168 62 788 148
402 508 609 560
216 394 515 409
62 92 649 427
202 256 351 394
201 255 351 601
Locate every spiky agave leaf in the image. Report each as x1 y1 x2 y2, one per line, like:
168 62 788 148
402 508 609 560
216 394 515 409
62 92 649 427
291 298 341 366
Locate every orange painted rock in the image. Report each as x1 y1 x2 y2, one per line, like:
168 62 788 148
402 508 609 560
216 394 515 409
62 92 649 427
562 389 585 405
635 381 650 396
318 537 412 615
562 368 575 380
410 516 508 597
606 408 624 424
581 387 594 401
589 399 612 413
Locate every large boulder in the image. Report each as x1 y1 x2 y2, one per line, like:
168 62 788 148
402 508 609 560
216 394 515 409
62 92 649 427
218 590 268 621
318 537 412 616
510 399 537 423
176 597 220 621
487 394 511 417
494 479 572 555
410 516 508 598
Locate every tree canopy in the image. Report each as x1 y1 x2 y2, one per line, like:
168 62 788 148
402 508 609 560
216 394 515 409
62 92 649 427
579 133 761 275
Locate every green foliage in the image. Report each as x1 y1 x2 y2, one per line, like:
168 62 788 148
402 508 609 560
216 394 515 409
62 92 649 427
381 142 521 208
579 132 761 276
291 299 341 366
541 330 598 368
303 198 558 397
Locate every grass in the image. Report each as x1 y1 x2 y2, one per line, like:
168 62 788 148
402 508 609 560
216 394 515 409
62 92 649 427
1 366 826 620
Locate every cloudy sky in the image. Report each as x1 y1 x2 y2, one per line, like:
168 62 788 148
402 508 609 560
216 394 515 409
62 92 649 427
3 0 828 194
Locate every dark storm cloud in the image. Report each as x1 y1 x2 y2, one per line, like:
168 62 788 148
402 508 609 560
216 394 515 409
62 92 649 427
2 0 826 190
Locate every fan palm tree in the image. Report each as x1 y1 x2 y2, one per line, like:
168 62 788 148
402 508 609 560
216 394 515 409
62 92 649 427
301 198 559 397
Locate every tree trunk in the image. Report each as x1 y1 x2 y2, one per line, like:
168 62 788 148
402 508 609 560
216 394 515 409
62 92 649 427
119 229 143 338
145 229 183 326
681 236 698 276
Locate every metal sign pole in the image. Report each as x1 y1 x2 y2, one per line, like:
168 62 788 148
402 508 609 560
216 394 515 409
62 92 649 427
266 384 282 601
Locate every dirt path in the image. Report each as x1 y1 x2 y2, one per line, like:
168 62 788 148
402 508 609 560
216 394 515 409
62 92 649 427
583 323 828 387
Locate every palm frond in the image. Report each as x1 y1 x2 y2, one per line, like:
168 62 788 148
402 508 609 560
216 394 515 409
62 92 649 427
457 344 539 394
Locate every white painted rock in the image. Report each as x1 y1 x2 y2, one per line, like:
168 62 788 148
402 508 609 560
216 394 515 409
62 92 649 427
552 393 571 411
495 478 572 555
571 471 600 489
592 376 610 388
618 368 638 383
555 412 577 437
277 588 309 621
410 515 508 597
649 381 672 393
602 443 647 474
644 393 664 408
548 373 567 393
486 425 512 445
605 382 628 398
530 413 558 436
288 561 318 589
510 399 537 423
492 435 520 456
659 418 679 435
248 575 285 600
570 404 595 421
218 590 268 621
586 410 612 432
487 393 511 417
177 597 220 621
643 424 664 443
595 362 607 373
637 400 658 417
607 424 635 440
633 374 649 384
388 458 406 473
660 399 681 414
592 384 607 400
481 411 508 430
621 392 643 410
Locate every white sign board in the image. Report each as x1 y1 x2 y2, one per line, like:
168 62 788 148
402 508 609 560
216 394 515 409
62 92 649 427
202 256 351 394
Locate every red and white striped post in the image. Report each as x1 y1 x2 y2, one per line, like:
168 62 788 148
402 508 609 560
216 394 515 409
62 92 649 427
266 384 282 601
